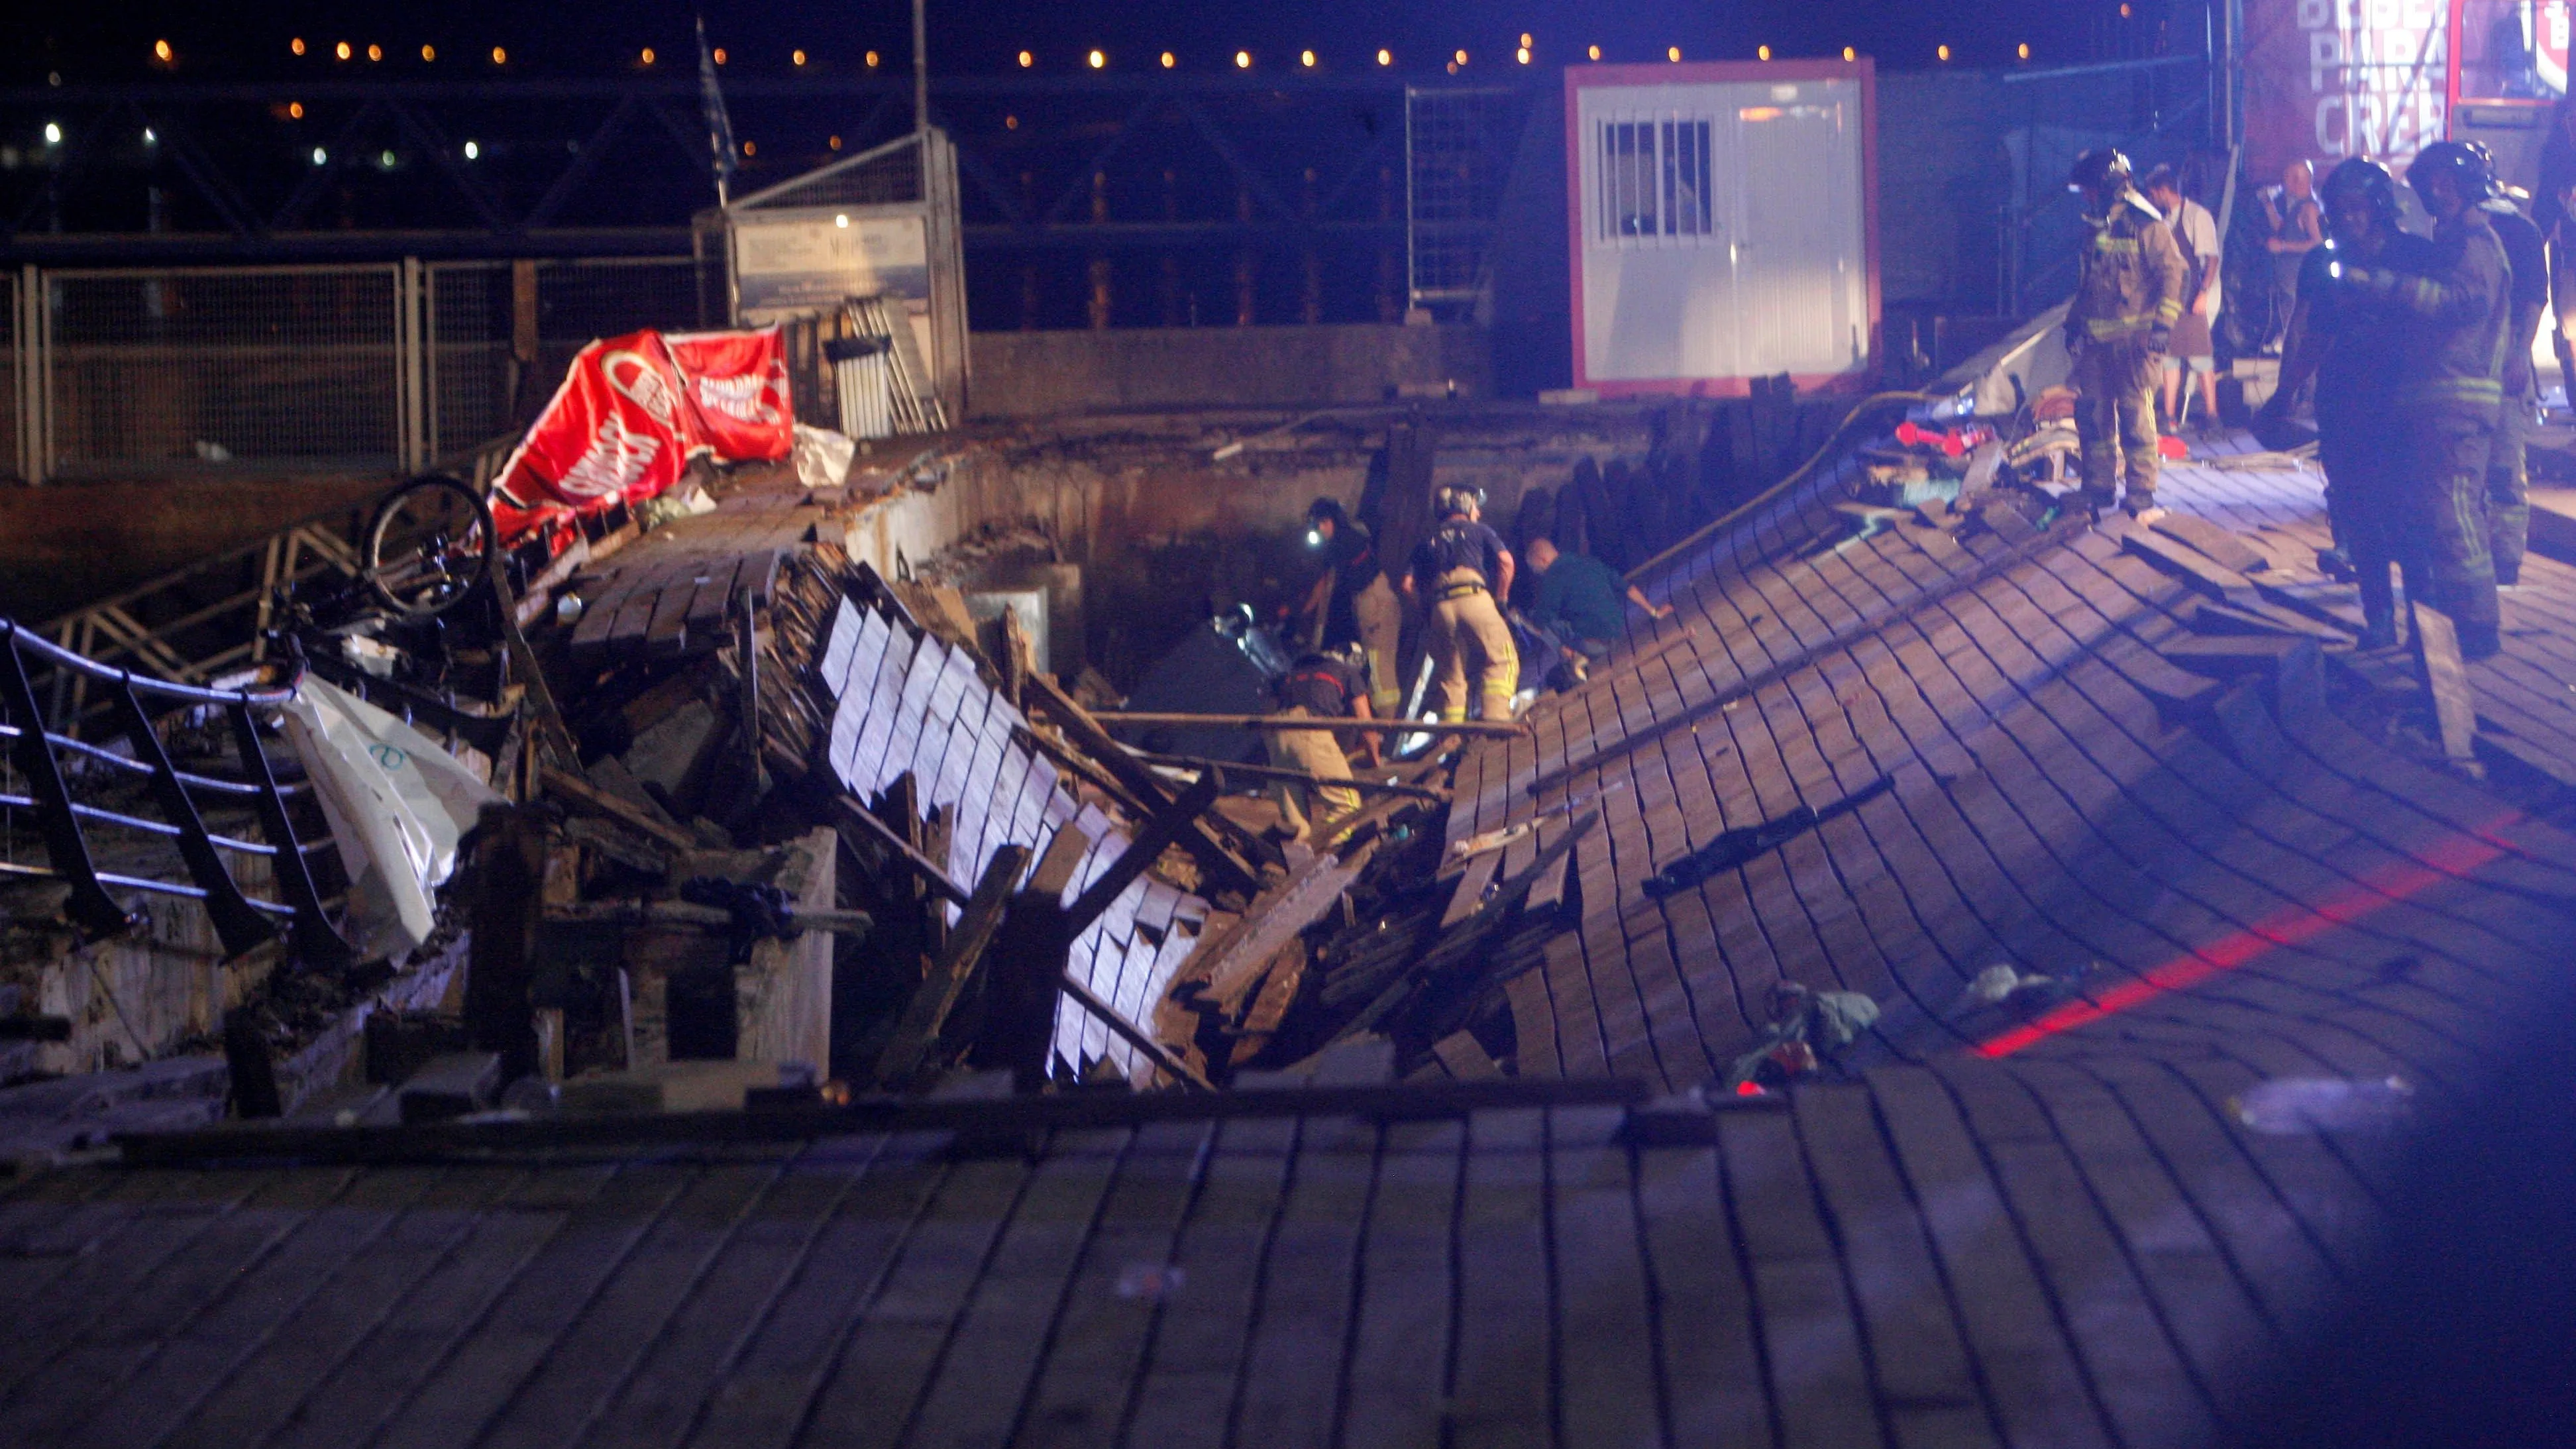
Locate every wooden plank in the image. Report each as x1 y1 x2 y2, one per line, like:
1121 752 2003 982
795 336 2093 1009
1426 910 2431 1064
541 766 699 851
874 844 1034 1087
2119 526 2255 601
2150 511 2271 575
2414 605 2481 766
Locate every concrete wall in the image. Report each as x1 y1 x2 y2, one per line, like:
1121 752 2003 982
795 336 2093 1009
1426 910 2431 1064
963 324 1492 419
0 471 392 623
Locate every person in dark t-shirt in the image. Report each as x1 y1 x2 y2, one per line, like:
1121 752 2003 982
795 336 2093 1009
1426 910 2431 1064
1526 537 1673 667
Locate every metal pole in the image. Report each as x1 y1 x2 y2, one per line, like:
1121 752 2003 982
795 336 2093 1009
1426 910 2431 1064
914 0 930 136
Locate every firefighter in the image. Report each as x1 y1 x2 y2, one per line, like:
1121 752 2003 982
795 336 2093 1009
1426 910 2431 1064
2258 158 2436 649
1266 643 1371 841
2064 148 2189 517
1299 498 1404 716
2337 140 2511 659
1401 486 1519 724
2466 142 2544 588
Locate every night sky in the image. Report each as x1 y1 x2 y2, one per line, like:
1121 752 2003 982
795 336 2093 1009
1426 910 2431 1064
9 1 2188 83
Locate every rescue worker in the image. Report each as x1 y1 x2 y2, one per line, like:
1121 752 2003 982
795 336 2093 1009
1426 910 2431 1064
1402 486 1519 724
2466 142 2543 588
2065 148 2189 517
1266 642 1372 841
1299 498 1403 716
2336 140 2511 659
2257 158 2437 649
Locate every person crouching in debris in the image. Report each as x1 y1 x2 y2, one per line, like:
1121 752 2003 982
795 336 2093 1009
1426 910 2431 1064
1403 486 1519 723
1523 536 1672 681
1299 498 1404 716
2258 158 2436 649
2065 147 2187 519
1267 643 1373 840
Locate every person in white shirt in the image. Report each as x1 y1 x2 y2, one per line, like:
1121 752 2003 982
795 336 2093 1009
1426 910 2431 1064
2144 165 2223 433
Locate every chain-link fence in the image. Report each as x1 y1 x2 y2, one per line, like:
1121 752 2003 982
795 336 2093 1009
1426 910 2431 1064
1406 86 1530 318
6 257 714 480
42 266 405 476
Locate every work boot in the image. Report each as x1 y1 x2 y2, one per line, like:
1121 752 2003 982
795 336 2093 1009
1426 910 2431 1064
2316 547 2357 582
2123 495 2165 523
2458 621 2502 660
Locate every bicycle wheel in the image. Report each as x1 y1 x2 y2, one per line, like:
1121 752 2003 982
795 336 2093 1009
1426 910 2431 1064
364 474 497 618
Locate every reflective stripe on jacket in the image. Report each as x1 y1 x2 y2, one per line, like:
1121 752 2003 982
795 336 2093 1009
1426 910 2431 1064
2070 193 2188 341
2351 207 2510 415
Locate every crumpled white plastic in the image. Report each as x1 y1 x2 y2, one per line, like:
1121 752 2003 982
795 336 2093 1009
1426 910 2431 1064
276 675 503 955
792 422 855 489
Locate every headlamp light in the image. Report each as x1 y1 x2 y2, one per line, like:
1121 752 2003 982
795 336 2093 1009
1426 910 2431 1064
1306 529 1324 548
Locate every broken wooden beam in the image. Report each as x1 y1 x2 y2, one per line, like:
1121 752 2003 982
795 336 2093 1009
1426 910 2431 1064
875 843 1034 1087
1022 671 1263 896
1134 751 1450 801
1065 775 1222 937
1087 710 1525 738
833 792 971 906
541 900 875 934
2413 604 2481 770
541 765 698 851
1058 972 1214 1091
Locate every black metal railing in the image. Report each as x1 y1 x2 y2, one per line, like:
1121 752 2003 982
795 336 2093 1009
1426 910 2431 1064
0 617 352 971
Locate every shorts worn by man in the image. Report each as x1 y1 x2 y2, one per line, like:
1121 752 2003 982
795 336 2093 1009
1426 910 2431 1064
1405 499 1519 724
1267 648 1368 841
2065 150 2189 515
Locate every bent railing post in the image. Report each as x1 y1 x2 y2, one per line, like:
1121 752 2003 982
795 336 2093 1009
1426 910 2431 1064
225 699 356 971
113 678 279 960
0 629 139 939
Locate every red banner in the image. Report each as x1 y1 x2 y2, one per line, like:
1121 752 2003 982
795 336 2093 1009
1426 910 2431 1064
2244 0 2451 188
489 327 794 549
667 328 793 464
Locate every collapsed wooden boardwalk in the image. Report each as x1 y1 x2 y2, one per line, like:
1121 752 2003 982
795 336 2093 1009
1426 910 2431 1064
5 433 2576 1446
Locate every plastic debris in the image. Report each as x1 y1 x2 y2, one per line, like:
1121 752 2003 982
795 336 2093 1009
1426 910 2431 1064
2233 1076 2414 1134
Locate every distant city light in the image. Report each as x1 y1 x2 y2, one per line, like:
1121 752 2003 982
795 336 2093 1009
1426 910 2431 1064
1521 33 1534 48
1455 49 1469 66
1236 50 1252 69
835 213 850 228
712 48 727 64
1089 49 1106 69
1301 50 1316 68
335 41 352 61
1517 47 1530 64
464 140 479 159
491 47 506 64
1668 46 1682 62
866 51 881 68
311 146 327 164
1377 49 1393 66
1006 115 1018 129
1018 50 1034 68
830 134 842 149
421 45 435 62
43 122 62 145
290 38 306 56
366 44 382 62
742 140 755 156
2018 42 2031 60
1758 45 1772 60
143 127 156 143
1161 52 1176 68
640 48 655 66
794 49 809 66
378 148 396 168
289 101 304 118
1937 44 1952 60
1843 47 1856 61
153 40 172 63
1588 44 1601 60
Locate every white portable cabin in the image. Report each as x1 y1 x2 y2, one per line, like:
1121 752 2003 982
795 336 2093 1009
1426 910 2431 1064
1566 60 1879 396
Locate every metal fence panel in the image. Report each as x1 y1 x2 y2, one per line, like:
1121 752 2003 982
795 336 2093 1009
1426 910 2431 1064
426 256 706 460
1407 87 1529 317
0 270 16 482
43 265 403 476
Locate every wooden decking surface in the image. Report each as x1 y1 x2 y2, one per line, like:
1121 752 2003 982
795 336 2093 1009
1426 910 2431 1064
6 432 2576 1446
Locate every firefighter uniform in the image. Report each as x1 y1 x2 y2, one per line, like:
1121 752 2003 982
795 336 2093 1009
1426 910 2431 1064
2483 194 2546 584
1308 511 1405 715
2298 229 2439 640
2068 190 2188 510
2345 203 2512 651
1267 651 1366 841
1407 517 1519 723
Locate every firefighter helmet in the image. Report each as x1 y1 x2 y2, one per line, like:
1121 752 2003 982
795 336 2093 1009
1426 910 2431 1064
2408 140 2498 204
2066 148 2133 195
2320 158 2402 232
